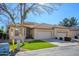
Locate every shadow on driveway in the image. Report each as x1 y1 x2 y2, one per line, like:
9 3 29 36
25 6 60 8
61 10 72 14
43 39 78 43
43 39 65 43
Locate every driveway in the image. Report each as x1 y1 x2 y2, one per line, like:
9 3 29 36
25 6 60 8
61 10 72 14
16 45 79 56
43 39 78 46
16 39 79 56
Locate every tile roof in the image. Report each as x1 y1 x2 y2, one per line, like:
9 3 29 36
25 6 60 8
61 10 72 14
9 22 79 30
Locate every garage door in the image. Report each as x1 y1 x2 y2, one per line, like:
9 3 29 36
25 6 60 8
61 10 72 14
36 31 52 39
57 32 67 38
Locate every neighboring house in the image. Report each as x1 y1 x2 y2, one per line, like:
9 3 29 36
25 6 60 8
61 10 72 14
8 22 79 41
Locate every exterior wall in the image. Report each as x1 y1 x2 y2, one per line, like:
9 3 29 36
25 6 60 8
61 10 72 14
9 26 26 41
70 30 79 38
53 27 71 38
31 29 34 38
9 24 79 40
19 27 26 40
33 28 54 39
9 26 15 40
76 30 79 36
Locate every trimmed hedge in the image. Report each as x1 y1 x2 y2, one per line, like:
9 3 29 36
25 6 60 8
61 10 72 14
59 37 63 40
74 36 78 39
55 37 58 39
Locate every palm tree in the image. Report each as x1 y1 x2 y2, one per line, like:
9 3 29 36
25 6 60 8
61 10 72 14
59 17 79 27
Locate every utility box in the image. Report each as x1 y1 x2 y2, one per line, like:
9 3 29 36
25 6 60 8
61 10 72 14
0 43 9 55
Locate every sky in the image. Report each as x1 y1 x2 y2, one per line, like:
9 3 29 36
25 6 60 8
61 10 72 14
26 3 79 25
0 3 79 29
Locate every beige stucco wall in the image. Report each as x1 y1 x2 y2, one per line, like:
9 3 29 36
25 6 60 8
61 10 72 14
53 27 71 38
9 26 26 41
9 26 15 40
19 27 26 40
31 29 34 38
70 30 79 38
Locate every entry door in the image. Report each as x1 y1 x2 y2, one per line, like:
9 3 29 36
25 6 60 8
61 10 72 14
26 27 33 38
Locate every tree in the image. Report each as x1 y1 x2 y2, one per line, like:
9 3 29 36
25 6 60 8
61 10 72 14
69 17 79 26
0 3 61 24
1 26 4 31
59 17 79 27
0 26 6 39
0 3 61 44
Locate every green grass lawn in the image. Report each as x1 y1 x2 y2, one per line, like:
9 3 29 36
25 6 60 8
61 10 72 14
10 40 57 50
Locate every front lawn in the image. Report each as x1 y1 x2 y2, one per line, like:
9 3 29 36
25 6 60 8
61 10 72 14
10 40 57 50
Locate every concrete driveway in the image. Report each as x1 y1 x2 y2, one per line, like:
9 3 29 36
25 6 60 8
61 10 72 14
43 39 78 46
16 45 79 56
16 39 79 56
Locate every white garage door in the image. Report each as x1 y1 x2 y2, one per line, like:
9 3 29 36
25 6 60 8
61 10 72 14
37 31 52 39
57 32 67 38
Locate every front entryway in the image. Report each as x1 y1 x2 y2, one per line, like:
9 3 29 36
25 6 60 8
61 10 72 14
26 27 33 39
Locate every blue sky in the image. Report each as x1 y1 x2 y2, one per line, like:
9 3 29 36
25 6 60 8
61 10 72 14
0 3 79 29
26 3 79 25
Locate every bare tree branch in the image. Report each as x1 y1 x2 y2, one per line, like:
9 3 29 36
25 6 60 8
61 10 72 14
0 3 62 24
0 3 15 24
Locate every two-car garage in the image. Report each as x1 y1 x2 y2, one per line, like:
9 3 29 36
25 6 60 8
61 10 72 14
34 29 53 39
56 32 67 39
36 31 52 39
54 28 69 39
33 27 69 40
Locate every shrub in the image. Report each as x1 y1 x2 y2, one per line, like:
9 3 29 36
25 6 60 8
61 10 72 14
0 32 7 40
9 41 17 44
55 37 58 39
2 33 6 39
59 37 63 40
74 36 78 39
64 37 71 41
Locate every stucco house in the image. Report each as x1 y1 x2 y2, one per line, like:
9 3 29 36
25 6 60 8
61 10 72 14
8 22 79 41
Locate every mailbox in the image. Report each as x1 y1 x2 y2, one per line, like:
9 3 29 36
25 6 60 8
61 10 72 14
0 43 9 55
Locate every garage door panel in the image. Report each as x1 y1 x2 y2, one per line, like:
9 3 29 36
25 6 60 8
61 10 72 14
36 31 52 39
57 32 67 38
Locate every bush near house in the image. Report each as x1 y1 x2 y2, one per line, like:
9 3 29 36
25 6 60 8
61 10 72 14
64 37 71 41
59 37 63 40
2 32 7 39
0 30 7 40
55 37 58 39
74 36 78 39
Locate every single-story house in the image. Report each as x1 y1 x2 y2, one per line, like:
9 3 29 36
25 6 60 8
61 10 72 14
8 22 79 41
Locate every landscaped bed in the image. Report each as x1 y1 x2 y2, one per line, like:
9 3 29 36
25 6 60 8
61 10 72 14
10 40 57 50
